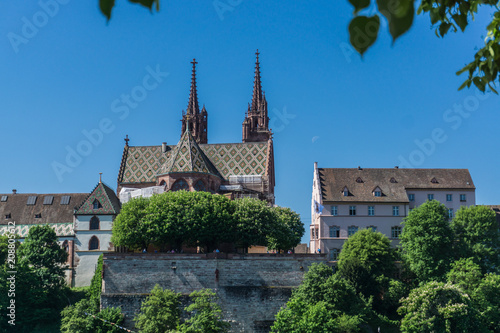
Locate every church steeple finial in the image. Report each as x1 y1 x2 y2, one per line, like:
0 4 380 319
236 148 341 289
187 58 199 115
251 50 263 112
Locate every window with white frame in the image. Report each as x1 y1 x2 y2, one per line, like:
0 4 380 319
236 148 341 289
343 187 349 197
374 190 381 197
391 226 402 238
368 206 375 216
349 206 356 216
446 194 453 201
428 194 434 201
393 206 399 216
331 206 338 216
460 194 466 202
329 226 340 238
348 226 358 237
408 193 415 201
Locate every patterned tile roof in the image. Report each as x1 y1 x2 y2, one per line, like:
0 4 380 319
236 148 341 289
118 139 270 184
320 168 475 203
0 223 74 238
159 130 222 178
75 182 121 215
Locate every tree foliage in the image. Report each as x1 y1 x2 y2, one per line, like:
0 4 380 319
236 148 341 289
400 200 454 283
451 205 500 274
398 281 483 333
267 206 305 252
178 289 230 333
446 257 483 295
134 284 181 333
99 0 160 21
346 0 500 93
472 273 500 332
111 197 151 251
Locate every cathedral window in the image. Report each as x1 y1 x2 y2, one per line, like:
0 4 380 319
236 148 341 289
172 179 189 191
90 216 100 230
194 180 206 192
92 199 102 210
89 236 99 250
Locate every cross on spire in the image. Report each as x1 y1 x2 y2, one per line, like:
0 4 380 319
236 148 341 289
124 135 129 146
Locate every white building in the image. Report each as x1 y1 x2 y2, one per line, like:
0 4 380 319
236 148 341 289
310 163 475 260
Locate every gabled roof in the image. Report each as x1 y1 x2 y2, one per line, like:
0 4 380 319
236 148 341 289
0 193 88 226
319 168 475 203
159 129 222 178
117 136 271 184
75 182 121 215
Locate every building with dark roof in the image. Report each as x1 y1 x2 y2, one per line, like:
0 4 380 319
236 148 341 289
311 163 476 258
0 179 121 287
117 51 275 203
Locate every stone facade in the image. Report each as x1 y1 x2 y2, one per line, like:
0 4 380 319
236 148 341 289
101 253 329 332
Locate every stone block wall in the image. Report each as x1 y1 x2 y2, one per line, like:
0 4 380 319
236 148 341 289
101 253 328 332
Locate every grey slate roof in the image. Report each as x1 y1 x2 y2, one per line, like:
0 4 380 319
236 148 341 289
0 193 88 226
319 168 475 203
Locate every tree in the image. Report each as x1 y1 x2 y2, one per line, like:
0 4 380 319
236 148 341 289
337 229 395 299
398 281 483 333
451 205 500 274
99 0 160 21
178 289 230 333
233 198 275 250
111 197 151 251
134 284 181 333
446 257 483 295
472 273 500 332
346 0 500 93
400 200 454 283
18 225 68 290
267 206 305 252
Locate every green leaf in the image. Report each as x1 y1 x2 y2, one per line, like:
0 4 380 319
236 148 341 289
473 76 486 92
348 0 371 14
438 22 452 37
348 15 380 55
377 0 414 42
129 0 159 11
452 13 468 32
99 0 115 21
458 79 470 91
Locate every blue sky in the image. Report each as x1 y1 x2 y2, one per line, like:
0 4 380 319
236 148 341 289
1 1 498 244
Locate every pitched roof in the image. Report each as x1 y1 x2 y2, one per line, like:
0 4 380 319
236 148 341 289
75 182 121 215
0 193 88 226
319 168 475 203
118 140 270 184
159 130 222 178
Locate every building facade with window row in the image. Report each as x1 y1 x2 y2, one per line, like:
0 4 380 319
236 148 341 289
310 163 476 259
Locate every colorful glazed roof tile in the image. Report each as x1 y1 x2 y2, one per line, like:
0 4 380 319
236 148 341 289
0 223 74 238
118 138 270 184
75 182 121 215
159 129 222 178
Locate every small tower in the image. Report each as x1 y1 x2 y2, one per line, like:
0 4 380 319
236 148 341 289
181 59 208 144
243 50 271 142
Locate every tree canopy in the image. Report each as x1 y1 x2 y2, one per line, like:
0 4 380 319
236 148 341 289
112 191 304 253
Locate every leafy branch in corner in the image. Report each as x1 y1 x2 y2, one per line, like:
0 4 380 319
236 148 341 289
99 0 160 21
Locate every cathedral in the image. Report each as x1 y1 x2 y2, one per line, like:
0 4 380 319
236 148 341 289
117 51 275 203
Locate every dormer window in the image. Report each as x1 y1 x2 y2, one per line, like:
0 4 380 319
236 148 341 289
35 213 42 218
390 177 397 183
356 177 363 183
92 199 102 210
343 187 349 197
373 187 382 197
431 177 438 184
5 213 11 219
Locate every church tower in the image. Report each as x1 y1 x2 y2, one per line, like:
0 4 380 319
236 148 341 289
181 59 208 144
242 50 271 143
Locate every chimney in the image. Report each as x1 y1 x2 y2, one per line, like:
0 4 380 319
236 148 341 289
395 166 399 169
12 189 17 194
162 142 167 153
358 166 362 170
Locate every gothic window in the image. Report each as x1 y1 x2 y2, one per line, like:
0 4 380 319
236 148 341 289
172 179 189 191
159 180 166 186
90 216 100 230
89 236 99 250
193 180 206 192
62 240 69 253
92 199 102 210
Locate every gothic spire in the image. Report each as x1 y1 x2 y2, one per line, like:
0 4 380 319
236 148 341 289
187 58 199 115
251 50 263 112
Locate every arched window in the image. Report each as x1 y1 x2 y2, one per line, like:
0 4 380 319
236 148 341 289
172 179 189 191
159 180 166 186
92 199 102 210
193 179 206 191
62 240 69 253
90 216 100 230
89 236 99 250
